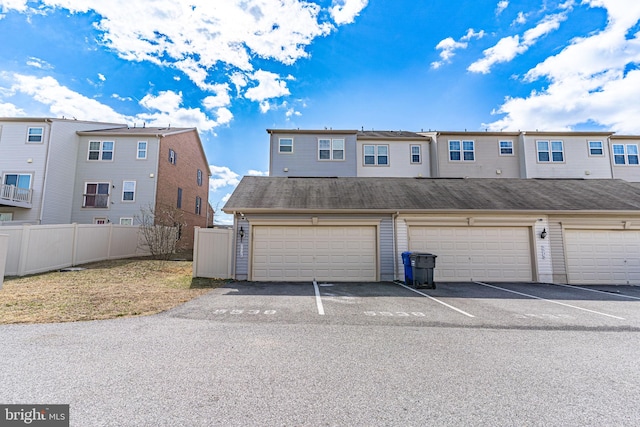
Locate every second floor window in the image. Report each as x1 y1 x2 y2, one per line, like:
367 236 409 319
364 145 389 165
177 188 182 209
613 144 639 165
410 145 421 164
588 141 603 156
197 169 203 186
318 139 345 160
537 140 564 162
122 181 136 201
4 173 31 189
84 182 110 208
137 141 147 159
499 141 514 155
279 138 293 153
169 149 177 164
89 141 114 161
27 127 43 143
449 140 475 161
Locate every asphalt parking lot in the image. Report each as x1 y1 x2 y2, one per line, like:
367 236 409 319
3 280 640 426
168 280 640 331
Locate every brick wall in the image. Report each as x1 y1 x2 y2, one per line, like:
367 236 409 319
156 129 210 250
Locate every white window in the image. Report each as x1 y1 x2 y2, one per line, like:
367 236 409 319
94 218 108 224
613 144 639 165
588 141 603 156
195 196 202 215
410 145 421 164
279 138 293 153
449 140 475 161
169 148 177 164
499 141 514 156
0 213 13 221
3 173 31 189
197 169 203 186
122 181 136 202
84 182 110 208
137 141 147 159
363 145 389 166
27 127 43 143
537 140 564 162
120 217 133 225
88 141 114 161
318 138 345 160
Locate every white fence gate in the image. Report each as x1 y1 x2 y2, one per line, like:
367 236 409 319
192 227 233 279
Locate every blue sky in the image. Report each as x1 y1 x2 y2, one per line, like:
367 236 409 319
1 0 640 224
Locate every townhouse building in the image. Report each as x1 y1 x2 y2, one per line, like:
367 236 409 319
0 118 211 249
224 128 640 285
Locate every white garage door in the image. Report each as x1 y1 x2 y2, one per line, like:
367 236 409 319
409 226 533 282
565 230 640 285
252 226 377 281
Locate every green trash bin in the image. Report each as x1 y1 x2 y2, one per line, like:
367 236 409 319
409 252 437 289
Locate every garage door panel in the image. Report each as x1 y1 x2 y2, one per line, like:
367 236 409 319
566 230 640 284
410 226 532 282
252 226 377 282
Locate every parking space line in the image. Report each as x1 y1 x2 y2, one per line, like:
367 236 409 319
551 283 640 300
395 283 475 318
474 282 625 320
312 280 325 315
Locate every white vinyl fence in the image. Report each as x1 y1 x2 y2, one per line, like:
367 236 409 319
1 223 150 277
0 234 8 287
193 227 233 279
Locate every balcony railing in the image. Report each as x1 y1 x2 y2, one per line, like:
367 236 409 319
83 194 109 208
0 184 33 208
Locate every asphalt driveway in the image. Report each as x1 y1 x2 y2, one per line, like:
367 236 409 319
2 281 640 426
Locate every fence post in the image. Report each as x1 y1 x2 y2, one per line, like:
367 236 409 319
17 224 31 276
192 227 200 278
0 234 8 288
107 223 114 259
71 223 79 266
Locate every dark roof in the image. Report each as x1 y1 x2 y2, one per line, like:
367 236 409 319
357 131 428 140
77 126 194 137
223 177 640 213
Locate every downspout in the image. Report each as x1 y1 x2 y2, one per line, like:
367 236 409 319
231 211 238 279
392 211 399 281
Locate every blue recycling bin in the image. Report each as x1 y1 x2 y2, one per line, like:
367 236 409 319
402 251 413 284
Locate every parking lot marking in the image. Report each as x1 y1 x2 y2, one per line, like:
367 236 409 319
312 280 325 315
474 282 625 320
395 283 475 318
551 283 640 301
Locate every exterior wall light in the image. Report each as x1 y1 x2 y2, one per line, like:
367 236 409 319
540 228 547 239
239 226 245 242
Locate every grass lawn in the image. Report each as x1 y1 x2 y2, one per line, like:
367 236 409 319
0 257 227 324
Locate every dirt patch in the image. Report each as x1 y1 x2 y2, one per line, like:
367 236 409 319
0 257 227 324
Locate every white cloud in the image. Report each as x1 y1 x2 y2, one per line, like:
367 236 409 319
468 11 568 74
496 1 509 15
26 57 52 69
244 70 291 102
221 193 233 203
247 169 269 176
513 11 527 25
1 73 223 130
330 0 368 25
0 101 26 116
485 0 640 133
98 73 106 81
432 29 485 69
209 165 240 191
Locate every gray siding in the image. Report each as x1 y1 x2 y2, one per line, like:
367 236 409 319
521 133 613 179
0 121 52 223
548 220 568 283
71 135 160 224
235 218 250 280
435 133 521 178
379 216 395 281
269 132 357 177
356 140 431 177
610 137 640 182
42 121 119 224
